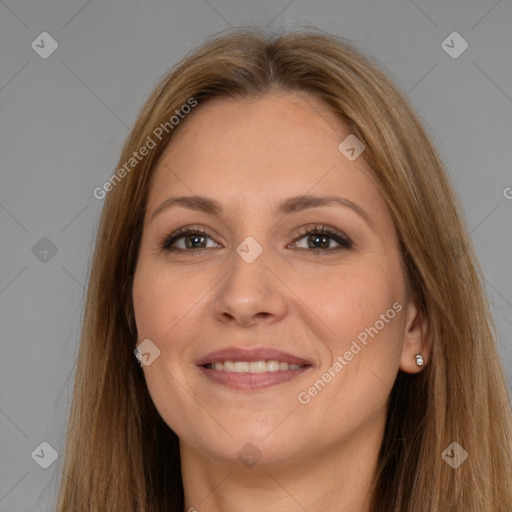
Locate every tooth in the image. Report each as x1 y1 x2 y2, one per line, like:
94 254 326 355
249 361 267 373
223 361 235 372
233 361 250 373
208 360 304 372
266 360 280 372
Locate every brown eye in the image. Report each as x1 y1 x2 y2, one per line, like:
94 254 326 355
161 227 220 251
292 225 353 253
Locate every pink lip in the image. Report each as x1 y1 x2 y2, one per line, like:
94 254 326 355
196 347 312 366
196 347 313 391
198 366 312 390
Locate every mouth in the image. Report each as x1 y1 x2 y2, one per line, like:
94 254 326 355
202 360 308 372
196 347 313 390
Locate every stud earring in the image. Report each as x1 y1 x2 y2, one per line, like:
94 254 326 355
415 354 424 367
134 348 143 370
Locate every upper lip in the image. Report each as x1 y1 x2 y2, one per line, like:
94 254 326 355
196 347 313 366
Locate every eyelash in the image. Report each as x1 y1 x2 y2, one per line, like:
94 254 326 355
160 224 353 255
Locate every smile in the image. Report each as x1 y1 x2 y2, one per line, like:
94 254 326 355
196 346 314 390
203 360 307 372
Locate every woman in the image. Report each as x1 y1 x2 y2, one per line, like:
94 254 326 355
56 27 512 511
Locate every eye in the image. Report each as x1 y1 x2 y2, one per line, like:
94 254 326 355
160 226 220 251
160 224 353 254
291 224 353 253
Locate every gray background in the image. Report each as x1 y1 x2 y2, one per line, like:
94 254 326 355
1 0 511 510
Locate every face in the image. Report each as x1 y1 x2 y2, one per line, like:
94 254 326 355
132 92 425 468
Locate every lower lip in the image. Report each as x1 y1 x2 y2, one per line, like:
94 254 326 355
198 366 312 390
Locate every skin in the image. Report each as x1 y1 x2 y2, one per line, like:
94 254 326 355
132 91 431 512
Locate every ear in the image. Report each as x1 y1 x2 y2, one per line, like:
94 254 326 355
399 297 431 374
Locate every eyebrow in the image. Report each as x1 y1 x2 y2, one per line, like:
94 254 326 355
150 194 371 226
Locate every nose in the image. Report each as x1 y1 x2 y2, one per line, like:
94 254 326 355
212 246 288 327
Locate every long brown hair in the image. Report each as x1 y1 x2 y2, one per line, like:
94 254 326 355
56 27 512 511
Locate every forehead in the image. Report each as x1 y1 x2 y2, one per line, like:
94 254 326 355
159 91 346 162
147 92 381 214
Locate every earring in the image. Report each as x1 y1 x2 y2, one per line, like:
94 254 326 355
134 348 143 370
415 354 424 367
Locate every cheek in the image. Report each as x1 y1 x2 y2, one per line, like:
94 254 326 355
132 262 209 434
300 266 403 345
132 259 205 341
294 263 406 409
